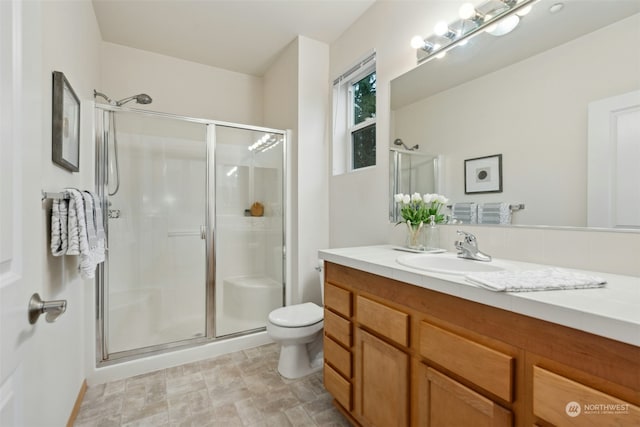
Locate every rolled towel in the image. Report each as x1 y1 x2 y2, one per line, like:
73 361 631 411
466 268 606 292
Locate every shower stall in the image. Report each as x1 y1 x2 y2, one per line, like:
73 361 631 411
94 104 286 363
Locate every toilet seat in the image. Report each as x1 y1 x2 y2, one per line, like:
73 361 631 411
268 302 323 327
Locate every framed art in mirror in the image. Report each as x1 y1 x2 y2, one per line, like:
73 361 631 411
465 154 502 194
52 71 80 172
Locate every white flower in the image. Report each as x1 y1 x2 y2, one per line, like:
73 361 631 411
422 193 435 203
394 193 404 203
411 193 422 203
436 194 449 204
402 194 411 204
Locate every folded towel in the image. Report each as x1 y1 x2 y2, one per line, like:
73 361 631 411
466 268 606 292
478 202 511 225
452 202 477 224
50 197 68 256
66 188 95 279
66 194 80 255
82 192 98 249
87 191 105 264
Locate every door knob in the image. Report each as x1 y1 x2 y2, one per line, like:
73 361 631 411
28 293 67 324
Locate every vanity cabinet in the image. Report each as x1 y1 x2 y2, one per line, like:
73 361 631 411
323 261 640 427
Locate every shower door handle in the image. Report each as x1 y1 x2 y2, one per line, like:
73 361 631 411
200 225 206 240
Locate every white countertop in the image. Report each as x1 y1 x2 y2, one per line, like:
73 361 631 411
318 245 640 347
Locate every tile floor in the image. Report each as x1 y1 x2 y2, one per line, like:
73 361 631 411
74 343 350 427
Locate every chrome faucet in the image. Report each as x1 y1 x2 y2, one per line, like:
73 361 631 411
455 231 492 262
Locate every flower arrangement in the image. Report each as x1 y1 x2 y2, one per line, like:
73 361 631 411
394 192 449 226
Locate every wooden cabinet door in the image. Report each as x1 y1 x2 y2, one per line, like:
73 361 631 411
355 328 409 427
417 363 512 427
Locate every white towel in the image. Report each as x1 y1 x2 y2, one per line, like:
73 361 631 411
66 188 95 279
50 198 68 256
466 268 606 292
452 202 477 224
478 202 511 225
87 191 106 264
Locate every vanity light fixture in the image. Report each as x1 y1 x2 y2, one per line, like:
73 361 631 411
412 0 538 64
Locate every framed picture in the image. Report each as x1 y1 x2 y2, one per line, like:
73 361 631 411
464 154 503 194
52 71 80 172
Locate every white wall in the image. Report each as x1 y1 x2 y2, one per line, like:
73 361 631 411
263 39 299 303
330 2 640 275
296 37 330 304
329 1 451 248
21 0 101 425
100 42 263 125
263 36 330 305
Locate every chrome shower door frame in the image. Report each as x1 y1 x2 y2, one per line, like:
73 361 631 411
94 104 287 365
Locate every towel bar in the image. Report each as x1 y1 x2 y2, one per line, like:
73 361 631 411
41 190 70 201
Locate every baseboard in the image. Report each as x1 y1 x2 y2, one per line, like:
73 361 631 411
66 379 87 427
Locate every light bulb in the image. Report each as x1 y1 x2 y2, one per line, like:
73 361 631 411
434 21 450 36
516 5 532 16
411 35 425 49
459 3 476 20
486 14 520 36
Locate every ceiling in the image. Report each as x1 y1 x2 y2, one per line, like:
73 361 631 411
92 0 376 76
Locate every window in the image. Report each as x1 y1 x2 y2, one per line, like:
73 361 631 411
351 71 376 169
332 53 376 175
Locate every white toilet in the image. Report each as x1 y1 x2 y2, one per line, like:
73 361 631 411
266 263 324 379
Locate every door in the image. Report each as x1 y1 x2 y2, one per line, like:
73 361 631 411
1 0 30 423
355 328 409 427
99 110 209 359
588 90 640 228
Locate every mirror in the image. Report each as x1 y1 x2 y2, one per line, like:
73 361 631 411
390 0 640 229
389 148 442 222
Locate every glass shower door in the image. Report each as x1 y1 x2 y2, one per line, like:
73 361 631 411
213 125 285 336
104 111 208 355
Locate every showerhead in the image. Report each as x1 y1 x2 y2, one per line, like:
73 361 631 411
94 90 114 105
394 138 419 151
115 93 153 106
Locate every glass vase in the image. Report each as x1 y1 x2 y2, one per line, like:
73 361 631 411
405 221 426 251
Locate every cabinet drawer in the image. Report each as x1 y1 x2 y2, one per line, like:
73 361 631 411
419 322 513 402
356 296 409 346
325 283 352 318
324 336 352 378
324 309 351 347
533 366 640 425
324 363 352 410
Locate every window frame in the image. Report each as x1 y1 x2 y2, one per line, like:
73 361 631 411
332 53 377 175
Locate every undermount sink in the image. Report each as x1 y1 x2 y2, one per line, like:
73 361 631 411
396 253 509 275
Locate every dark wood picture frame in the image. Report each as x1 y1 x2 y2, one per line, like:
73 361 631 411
464 154 503 194
52 71 80 172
